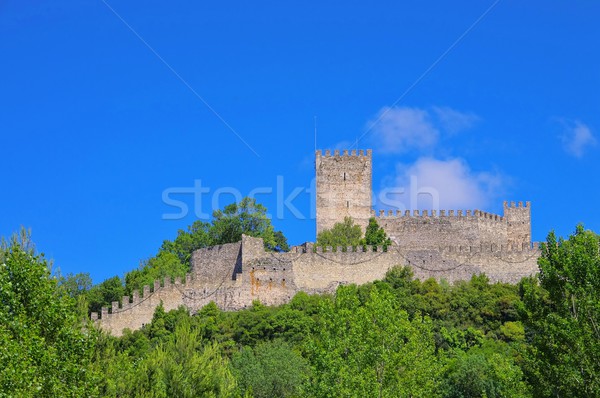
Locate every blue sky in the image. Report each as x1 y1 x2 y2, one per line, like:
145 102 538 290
1 1 598 283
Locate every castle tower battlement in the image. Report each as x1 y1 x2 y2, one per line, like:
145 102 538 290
504 201 531 247
316 149 372 234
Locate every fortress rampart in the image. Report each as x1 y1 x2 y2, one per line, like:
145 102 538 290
374 201 530 249
94 149 540 335
95 236 540 336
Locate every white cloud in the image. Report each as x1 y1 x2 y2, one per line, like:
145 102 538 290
366 106 478 154
378 157 504 211
561 121 596 158
367 105 503 211
366 106 439 153
432 106 479 134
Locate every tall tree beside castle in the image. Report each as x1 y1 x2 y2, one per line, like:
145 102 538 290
210 197 289 252
363 217 392 248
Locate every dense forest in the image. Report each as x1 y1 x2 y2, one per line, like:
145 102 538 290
1 200 599 397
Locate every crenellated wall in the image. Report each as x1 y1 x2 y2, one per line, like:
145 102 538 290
372 204 530 250
94 235 540 336
92 276 189 335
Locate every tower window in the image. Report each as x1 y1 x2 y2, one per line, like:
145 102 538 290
347 201 349 208
343 172 346 181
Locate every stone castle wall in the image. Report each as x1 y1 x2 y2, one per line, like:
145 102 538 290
94 149 540 336
374 202 530 249
95 235 540 336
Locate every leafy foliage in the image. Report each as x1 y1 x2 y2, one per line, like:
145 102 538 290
0 229 98 397
442 342 530 398
232 340 309 398
317 216 391 251
363 216 392 248
94 321 237 398
306 284 442 397
86 275 126 314
520 224 600 397
57 272 93 298
211 197 288 251
160 220 213 264
316 216 363 249
125 251 187 295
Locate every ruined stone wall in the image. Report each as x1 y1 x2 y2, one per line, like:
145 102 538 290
192 241 242 284
476 210 509 244
94 237 298 336
316 149 372 234
403 242 539 284
94 237 540 336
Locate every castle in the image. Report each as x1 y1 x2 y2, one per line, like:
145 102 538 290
94 149 540 336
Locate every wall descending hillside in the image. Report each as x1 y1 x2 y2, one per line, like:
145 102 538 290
92 276 189 336
94 235 539 336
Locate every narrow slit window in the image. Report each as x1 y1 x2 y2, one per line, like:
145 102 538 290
343 172 346 181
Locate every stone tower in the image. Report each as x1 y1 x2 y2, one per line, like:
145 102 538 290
504 201 531 247
316 149 372 235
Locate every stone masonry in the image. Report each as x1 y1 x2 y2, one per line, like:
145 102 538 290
316 149 372 234
94 149 540 336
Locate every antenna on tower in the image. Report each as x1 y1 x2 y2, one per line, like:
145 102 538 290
314 116 317 152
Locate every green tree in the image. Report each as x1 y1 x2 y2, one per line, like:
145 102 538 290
210 197 288 251
125 251 187 295
160 220 212 265
316 216 363 250
57 272 93 298
521 225 600 397
0 230 98 397
232 340 309 398
86 275 126 314
442 342 530 398
135 322 237 397
306 285 442 397
272 230 290 252
362 217 392 249
95 319 237 398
